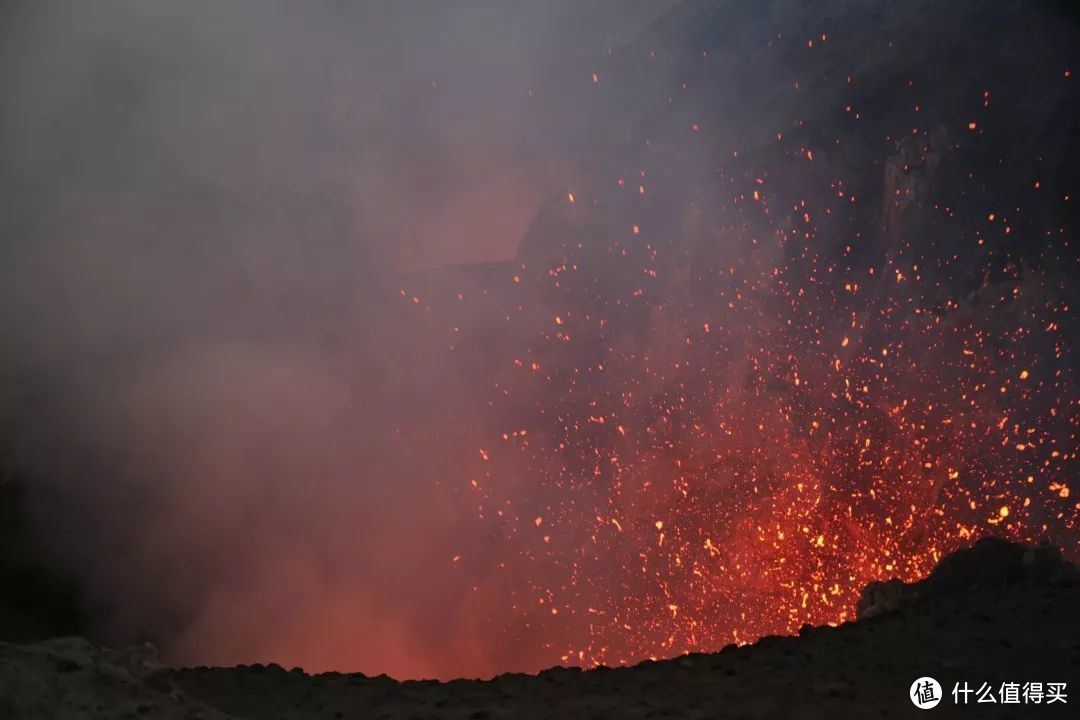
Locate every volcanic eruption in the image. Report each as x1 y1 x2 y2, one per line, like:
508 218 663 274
0 0 1078 686
408 0 1080 674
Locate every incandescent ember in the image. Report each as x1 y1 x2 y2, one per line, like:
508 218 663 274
396 0 1080 675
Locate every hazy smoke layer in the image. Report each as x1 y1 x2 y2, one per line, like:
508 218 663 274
0 0 676 679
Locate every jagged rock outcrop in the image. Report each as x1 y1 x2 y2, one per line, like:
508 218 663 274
0 637 236 720
857 537 1079 620
4 539 1078 719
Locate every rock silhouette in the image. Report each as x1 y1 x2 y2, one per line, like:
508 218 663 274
3 539 1077 719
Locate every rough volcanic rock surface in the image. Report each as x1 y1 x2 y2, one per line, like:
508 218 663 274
3 540 1078 719
856 537 1080 619
0 637 236 720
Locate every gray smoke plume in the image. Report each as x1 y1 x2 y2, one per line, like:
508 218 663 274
0 0 676 679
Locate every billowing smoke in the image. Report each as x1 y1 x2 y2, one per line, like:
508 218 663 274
0 0 676 679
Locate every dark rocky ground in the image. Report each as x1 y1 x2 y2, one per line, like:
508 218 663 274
2 539 1078 719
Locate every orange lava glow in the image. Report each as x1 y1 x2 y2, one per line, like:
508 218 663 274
436 168 1075 675
457 234 1078 667
398 27 1078 676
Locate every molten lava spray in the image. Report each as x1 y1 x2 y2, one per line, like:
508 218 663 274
413 0 1080 674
